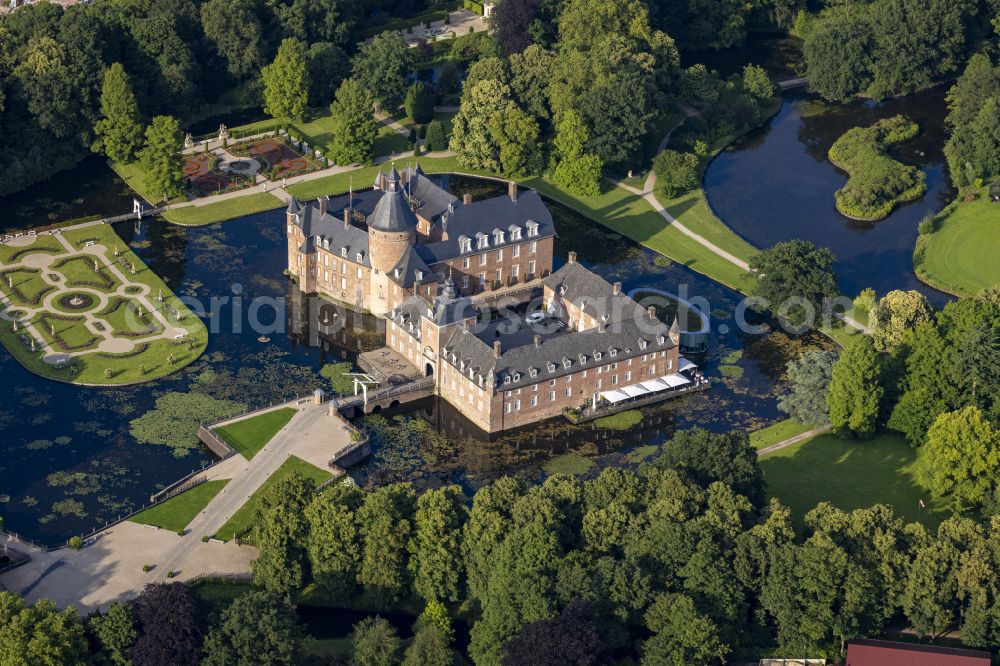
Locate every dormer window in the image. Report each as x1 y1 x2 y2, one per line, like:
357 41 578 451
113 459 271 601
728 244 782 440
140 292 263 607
459 235 471 253
610 348 618 357
341 247 347 257
415 270 423 281
639 339 647 349
510 226 522 240
595 351 603 361
356 252 363 263
529 368 537 378
657 335 665 345
460 361 466 371
476 232 488 249
547 362 556 373
562 358 571 369
513 373 520 382
504 375 511 384
526 220 539 237
493 230 504 245
578 353 587 364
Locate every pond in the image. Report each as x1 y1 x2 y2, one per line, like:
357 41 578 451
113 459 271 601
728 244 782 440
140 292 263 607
704 87 954 307
0 176 832 544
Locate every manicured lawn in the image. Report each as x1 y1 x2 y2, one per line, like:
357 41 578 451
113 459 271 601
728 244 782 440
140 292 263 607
749 418 816 449
162 193 284 226
760 432 947 527
373 123 411 157
0 268 53 307
213 455 331 541
97 297 164 338
131 480 229 532
0 223 207 385
0 234 63 264
914 189 1000 297
109 160 186 206
657 188 758 266
215 407 297 460
54 255 119 290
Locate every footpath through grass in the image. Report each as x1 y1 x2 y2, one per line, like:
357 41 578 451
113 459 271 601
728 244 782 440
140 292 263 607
760 431 946 528
914 188 1000 297
214 455 331 541
215 407 297 460
750 418 815 449
162 192 284 226
131 480 229 532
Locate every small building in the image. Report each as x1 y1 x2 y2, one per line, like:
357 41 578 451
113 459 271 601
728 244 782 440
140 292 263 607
846 639 991 666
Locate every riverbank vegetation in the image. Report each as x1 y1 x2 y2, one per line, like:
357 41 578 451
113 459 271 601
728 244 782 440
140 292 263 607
800 0 996 102
827 115 926 221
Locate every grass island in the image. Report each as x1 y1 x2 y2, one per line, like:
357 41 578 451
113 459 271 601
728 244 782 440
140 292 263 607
827 115 926 221
0 221 207 385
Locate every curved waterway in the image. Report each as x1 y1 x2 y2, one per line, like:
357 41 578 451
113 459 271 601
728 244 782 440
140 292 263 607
704 88 954 307
0 176 832 544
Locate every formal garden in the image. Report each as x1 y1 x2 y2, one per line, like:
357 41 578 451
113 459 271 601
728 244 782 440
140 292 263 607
0 223 207 385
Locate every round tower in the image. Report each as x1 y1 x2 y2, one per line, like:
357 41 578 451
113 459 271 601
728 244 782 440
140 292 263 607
367 166 417 314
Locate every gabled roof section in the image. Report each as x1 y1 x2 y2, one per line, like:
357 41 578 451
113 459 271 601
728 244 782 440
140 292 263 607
402 165 457 221
542 261 645 322
846 639 991 666
287 197 301 215
387 246 434 288
414 189 555 265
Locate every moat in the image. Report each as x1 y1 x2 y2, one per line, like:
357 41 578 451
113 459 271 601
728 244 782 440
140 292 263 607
705 87 954 306
0 176 832 544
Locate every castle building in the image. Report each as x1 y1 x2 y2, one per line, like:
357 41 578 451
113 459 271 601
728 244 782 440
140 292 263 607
286 165 555 316
288 165 704 433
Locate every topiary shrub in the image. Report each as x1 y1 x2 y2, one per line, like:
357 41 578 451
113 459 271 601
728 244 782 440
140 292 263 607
68 536 83 549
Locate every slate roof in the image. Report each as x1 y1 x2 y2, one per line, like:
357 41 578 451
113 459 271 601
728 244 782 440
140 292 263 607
292 203 370 265
542 261 645 322
414 189 556 265
401 166 457 221
366 168 420 233
387 246 434 289
389 289 478 338
846 640 991 666
441 313 675 391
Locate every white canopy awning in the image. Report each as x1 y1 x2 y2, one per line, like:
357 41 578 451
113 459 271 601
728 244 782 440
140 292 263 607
621 385 650 398
639 379 669 393
659 373 693 388
678 357 697 373
600 389 630 404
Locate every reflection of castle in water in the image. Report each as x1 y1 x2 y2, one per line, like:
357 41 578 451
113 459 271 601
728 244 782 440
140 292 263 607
285 280 385 358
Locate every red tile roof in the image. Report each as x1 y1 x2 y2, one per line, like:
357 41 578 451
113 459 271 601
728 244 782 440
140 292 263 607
846 640 991 666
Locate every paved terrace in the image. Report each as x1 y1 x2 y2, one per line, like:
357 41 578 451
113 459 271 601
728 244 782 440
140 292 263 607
0 401 355 612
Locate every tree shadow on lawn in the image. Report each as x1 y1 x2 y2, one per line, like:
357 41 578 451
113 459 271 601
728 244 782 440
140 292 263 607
760 433 946 530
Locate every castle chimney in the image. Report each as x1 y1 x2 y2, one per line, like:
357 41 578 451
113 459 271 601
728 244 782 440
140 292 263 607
493 340 501 357
647 305 657 320
318 195 329 216
568 251 577 264
380 172 388 190
534 334 542 349
343 208 351 230
508 181 518 202
463 319 469 332
463 193 472 205
612 282 621 295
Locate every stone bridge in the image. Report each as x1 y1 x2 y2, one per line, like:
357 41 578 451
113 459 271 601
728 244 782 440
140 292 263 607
333 376 436 418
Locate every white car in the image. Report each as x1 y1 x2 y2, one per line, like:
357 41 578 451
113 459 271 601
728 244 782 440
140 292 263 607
524 312 546 325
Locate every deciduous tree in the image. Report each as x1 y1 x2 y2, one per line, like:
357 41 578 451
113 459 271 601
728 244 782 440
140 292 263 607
551 109 602 197
404 81 435 124
202 591 302 666
351 616 400 666
916 406 1000 513
0 593 88 666
200 0 265 80
500 600 604 666
746 240 839 328
827 336 884 438
870 290 934 351
252 471 316 594
86 602 138 666
129 583 203 666
351 31 412 112
652 149 698 198
409 485 466 603
489 0 538 55
327 78 376 165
